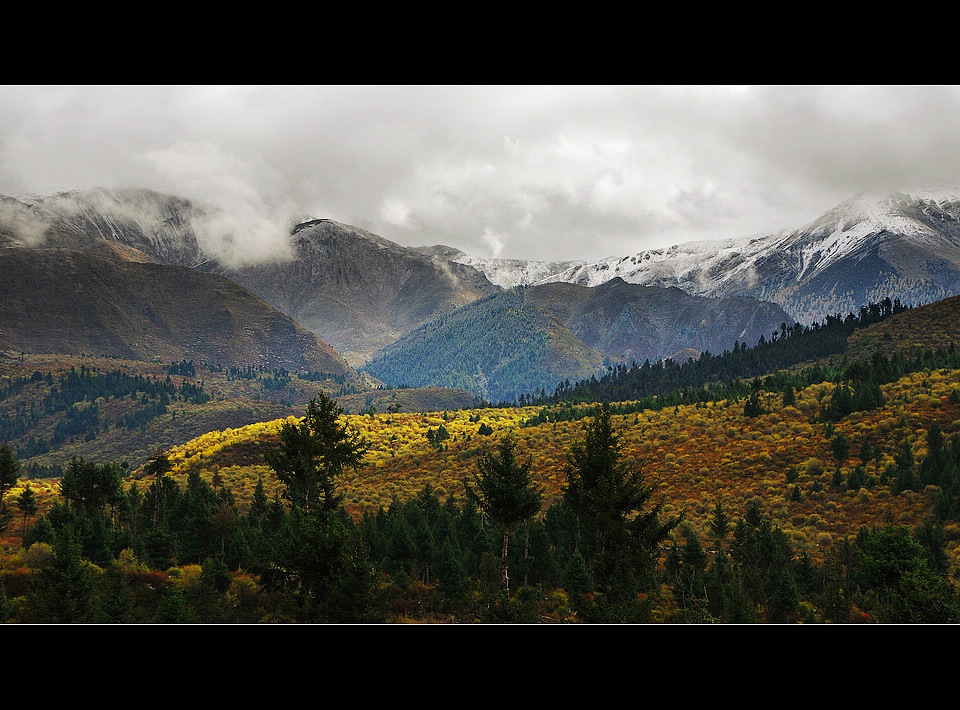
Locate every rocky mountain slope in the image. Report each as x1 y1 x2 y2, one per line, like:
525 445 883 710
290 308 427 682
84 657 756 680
6 186 960 375
218 221 497 365
0 189 498 366
0 246 354 374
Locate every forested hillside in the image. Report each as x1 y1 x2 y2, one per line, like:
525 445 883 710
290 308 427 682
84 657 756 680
3 289 960 622
364 280 790 403
0 354 365 474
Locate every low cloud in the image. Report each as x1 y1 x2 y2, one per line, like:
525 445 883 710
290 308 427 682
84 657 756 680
190 210 294 269
0 197 51 246
481 227 505 258
138 140 297 267
5 86 960 264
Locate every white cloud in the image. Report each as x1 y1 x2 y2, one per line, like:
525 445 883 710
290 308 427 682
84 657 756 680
3 85 960 262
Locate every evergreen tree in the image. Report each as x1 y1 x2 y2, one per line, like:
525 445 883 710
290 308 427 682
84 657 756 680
0 445 20 534
16 485 37 540
709 500 729 552
466 435 543 594
26 527 99 622
563 404 681 622
262 391 368 515
261 392 384 622
831 432 850 470
144 450 173 528
743 391 764 418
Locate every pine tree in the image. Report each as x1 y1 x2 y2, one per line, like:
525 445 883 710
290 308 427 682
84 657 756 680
16 485 37 540
0 445 20 534
466 435 542 594
709 500 729 552
563 404 682 622
262 391 368 516
260 392 383 622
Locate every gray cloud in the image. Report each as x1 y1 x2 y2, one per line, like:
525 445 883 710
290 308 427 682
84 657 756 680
2 85 959 263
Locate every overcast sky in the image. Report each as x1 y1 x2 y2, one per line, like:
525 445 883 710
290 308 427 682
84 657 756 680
2 85 959 262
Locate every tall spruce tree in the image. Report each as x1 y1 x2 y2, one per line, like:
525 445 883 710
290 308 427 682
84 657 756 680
563 404 681 622
261 392 383 622
0 445 20 534
466 435 543 594
262 391 368 516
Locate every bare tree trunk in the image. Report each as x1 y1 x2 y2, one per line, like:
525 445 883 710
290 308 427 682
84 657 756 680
502 529 510 594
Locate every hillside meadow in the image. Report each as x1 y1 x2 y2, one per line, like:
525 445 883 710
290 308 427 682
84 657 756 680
130 364 960 571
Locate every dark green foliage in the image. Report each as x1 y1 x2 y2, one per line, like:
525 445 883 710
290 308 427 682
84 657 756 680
26 527 99 623
854 525 960 623
364 287 597 403
846 465 867 491
59 456 123 519
563 404 682 622
16 485 38 539
831 433 850 468
0 445 20 493
665 531 710 621
0 444 19 533
893 438 920 494
709 500 730 551
743 391 764 418
537 301 900 408
782 384 796 407
728 500 799 622
260 392 384 622
154 585 198 623
426 424 450 448
262 392 367 515
466 436 543 593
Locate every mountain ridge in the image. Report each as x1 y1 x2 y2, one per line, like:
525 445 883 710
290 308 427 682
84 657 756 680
0 190 500 366
446 190 960 325
363 279 792 402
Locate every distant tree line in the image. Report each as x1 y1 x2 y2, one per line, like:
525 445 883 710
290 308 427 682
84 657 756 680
0 365 210 463
534 298 909 408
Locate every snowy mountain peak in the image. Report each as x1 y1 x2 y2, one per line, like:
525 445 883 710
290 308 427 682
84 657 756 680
431 188 960 327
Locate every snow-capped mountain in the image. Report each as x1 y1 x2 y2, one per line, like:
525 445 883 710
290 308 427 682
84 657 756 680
452 189 960 326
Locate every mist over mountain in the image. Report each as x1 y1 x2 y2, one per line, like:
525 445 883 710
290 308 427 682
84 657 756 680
0 190 498 366
412 244 585 289
217 220 498 366
4 186 960 387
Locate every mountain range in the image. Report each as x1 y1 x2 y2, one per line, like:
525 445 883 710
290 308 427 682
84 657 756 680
2 186 960 401
455 189 960 327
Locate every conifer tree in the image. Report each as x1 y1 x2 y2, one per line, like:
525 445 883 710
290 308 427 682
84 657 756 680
0 445 20 533
16 485 37 540
261 392 383 621
563 404 681 621
466 435 542 594
262 391 367 516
